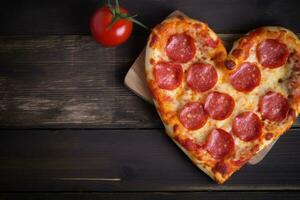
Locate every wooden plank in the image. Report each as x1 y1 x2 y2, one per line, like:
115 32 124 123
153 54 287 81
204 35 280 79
0 35 161 128
1 0 300 35
1 35 300 128
0 129 300 191
1 192 300 200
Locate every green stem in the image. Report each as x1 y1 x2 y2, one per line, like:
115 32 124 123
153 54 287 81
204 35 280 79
108 16 120 28
107 0 148 30
115 0 120 13
129 17 148 29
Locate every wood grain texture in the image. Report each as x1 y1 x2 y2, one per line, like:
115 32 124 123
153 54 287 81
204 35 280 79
1 35 300 128
1 192 300 200
0 129 300 192
0 35 161 128
1 0 300 35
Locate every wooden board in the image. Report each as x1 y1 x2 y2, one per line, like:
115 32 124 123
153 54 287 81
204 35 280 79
124 10 280 165
0 129 300 192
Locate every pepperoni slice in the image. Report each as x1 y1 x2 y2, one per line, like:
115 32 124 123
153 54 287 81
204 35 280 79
256 39 289 68
213 162 228 175
203 35 219 48
224 59 236 70
232 112 262 141
259 91 289 122
179 102 208 130
187 63 218 93
205 128 234 160
154 62 183 90
166 33 196 63
230 62 261 92
204 91 235 120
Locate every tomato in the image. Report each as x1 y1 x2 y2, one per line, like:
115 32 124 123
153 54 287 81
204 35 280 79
90 0 147 47
90 6 133 47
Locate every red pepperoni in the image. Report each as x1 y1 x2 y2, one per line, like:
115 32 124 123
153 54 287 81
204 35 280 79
213 162 228 175
224 59 236 70
205 129 234 160
232 49 242 58
187 62 218 93
265 133 273 140
154 62 183 90
179 102 208 130
166 33 196 63
232 112 262 141
230 62 261 92
256 39 289 68
259 91 289 122
203 35 219 48
204 91 235 120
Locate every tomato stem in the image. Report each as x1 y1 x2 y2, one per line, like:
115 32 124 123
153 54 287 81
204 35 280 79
107 0 115 15
107 0 148 30
115 0 120 13
128 16 148 29
108 16 120 29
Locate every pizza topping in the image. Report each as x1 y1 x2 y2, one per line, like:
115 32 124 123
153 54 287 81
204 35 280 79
213 162 228 175
224 59 236 70
256 39 289 68
179 102 208 130
251 144 260 154
230 62 261 92
193 23 203 30
231 158 250 166
173 124 179 134
187 62 218 92
213 52 226 64
166 33 196 63
205 128 234 160
289 108 297 121
265 133 273 140
154 62 183 90
204 91 235 120
203 35 219 48
259 91 289 122
232 49 242 58
175 136 203 152
232 112 262 141
150 58 155 65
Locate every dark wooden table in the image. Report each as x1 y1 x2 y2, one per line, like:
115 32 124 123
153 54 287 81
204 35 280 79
1 0 300 199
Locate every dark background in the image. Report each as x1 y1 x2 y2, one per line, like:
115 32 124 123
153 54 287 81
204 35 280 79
1 0 300 35
1 0 300 199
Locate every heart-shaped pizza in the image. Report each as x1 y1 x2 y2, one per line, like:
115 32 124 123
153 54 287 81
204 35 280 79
145 15 300 184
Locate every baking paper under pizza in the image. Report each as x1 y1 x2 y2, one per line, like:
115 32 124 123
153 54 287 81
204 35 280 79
145 15 300 183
